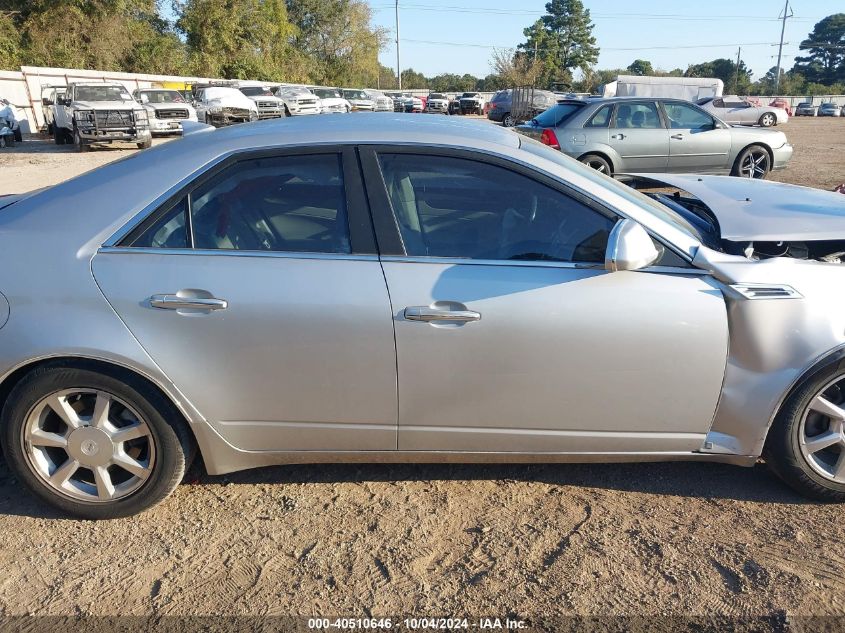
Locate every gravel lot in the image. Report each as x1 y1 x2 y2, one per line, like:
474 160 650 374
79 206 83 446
1 117 845 629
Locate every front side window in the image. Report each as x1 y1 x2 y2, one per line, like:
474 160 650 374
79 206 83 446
378 154 615 263
128 154 350 254
662 102 715 129
613 102 661 129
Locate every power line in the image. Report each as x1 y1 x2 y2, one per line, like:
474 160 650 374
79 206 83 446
369 4 818 22
400 38 791 51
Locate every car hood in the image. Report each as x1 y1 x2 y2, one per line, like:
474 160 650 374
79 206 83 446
632 174 845 241
726 124 788 145
73 100 139 110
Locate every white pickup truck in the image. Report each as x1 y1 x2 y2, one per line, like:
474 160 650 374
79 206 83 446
133 88 197 135
54 82 151 151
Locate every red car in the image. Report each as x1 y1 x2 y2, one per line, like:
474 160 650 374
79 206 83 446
769 98 793 117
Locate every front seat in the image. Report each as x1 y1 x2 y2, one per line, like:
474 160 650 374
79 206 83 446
616 105 632 128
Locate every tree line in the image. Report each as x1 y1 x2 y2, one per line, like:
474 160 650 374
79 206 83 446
0 1 843 95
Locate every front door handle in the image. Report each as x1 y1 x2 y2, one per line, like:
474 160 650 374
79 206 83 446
611 133 626 140
671 133 685 140
150 294 228 311
404 306 481 322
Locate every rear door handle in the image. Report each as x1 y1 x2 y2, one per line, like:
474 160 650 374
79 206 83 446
404 306 481 322
671 133 685 140
150 294 228 311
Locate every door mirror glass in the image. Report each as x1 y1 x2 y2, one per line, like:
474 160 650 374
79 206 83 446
605 219 660 272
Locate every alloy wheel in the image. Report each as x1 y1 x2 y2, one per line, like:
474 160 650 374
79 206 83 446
739 150 770 179
586 159 608 173
20 389 156 502
799 377 845 483
761 113 775 127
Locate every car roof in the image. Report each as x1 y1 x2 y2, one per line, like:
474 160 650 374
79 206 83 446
198 112 520 150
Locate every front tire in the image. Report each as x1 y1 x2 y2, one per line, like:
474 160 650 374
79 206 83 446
733 145 771 179
73 126 89 153
759 112 776 127
1 365 193 519
13 128 22 143
766 365 845 501
53 125 65 145
136 136 152 150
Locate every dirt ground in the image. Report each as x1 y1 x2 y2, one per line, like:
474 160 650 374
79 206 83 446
1 117 845 630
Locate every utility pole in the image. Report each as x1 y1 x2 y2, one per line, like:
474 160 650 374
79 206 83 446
774 0 792 94
395 0 401 90
734 47 742 94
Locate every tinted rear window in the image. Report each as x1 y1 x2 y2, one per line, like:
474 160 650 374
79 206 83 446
532 103 584 127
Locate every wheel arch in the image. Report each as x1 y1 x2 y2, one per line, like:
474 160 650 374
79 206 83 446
765 344 845 445
0 356 199 455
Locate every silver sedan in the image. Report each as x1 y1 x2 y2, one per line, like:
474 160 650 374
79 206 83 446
1 115 844 518
698 96 788 127
516 97 793 179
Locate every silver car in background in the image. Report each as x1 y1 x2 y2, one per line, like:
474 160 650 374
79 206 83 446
2 114 845 519
362 89 394 112
516 97 792 179
819 102 843 117
698 96 788 127
341 89 375 111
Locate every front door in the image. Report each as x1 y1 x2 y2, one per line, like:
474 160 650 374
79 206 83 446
607 101 669 172
662 101 733 173
93 148 397 452
363 148 729 454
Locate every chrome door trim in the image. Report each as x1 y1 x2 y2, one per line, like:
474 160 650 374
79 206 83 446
98 246 381 263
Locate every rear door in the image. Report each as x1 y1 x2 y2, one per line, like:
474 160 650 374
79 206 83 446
606 101 669 172
662 101 733 173
93 147 397 452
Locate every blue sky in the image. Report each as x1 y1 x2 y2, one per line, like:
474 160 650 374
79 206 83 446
366 0 840 80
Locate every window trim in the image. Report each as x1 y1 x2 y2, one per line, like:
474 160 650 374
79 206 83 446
584 104 612 128
109 145 377 255
358 144 621 261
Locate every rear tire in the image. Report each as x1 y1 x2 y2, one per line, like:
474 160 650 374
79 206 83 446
13 128 22 143
53 125 65 145
765 364 845 502
1 364 194 519
502 113 515 127
579 153 612 175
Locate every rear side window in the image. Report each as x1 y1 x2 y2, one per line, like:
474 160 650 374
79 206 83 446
585 105 611 128
378 153 615 263
126 154 351 254
613 102 662 129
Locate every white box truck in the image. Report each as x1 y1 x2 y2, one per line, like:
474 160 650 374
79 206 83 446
601 75 724 102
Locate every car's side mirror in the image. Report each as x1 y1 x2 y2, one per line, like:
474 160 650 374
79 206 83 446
42 98 52 106
605 219 660 272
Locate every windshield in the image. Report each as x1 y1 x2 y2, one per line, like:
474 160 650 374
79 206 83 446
343 90 367 100
140 90 185 104
75 85 132 102
429 93 446 99
532 102 584 127
205 87 245 101
461 93 478 98
312 88 340 99
240 87 272 96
